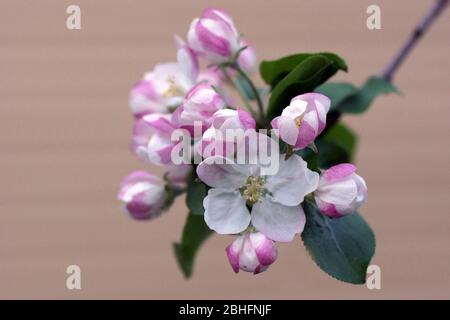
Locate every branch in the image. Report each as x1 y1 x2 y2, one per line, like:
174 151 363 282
380 0 449 82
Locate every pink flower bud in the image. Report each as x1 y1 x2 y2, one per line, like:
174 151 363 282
271 93 331 150
143 113 182 165
198 68 224 87
178 82 225 128
165 164 192 189
117 171 167 220
130 118 153 162
199 108 256 157
129 79 164 118
314 163 368 218
226 232 278 274
237 40 257 74
187 8 240 63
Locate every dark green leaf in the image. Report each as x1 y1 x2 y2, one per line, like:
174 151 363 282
336 76 398 114
301 201 376 284
316 140 350 169
315 82 358 111
260 53 347 88
322 123 358 160
186 174 207 215
266 55 347 120
173 213 213 278
295 123 357 170
296 139 350 171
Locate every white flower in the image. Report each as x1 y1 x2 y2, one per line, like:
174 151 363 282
196 154 319 242
129 39 199 117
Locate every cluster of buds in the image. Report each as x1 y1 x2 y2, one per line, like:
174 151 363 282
118 7 368 276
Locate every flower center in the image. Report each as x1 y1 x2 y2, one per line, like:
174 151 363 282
295 114 304 128
242 176 265 204
163 77 185 98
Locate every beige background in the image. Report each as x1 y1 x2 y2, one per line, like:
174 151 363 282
1 0 449 299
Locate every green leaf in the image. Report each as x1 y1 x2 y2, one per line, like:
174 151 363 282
296 139 351 170
173 213 213 278
316 140 350 169
336 76 398 114
301 201 376 284
186 174 207 215
295 123 357 170
266 54 347 120
260 53 347 88
315 82 358 111
322 123 358 160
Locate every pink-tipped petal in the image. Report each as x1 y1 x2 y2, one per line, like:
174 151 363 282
322 163 357 183
196 19 231 57
250 232 278 266
237 108 256 129
226 237 243 273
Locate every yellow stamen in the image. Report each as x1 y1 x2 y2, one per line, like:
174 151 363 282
242 176 265 204
162 77 184 98
295 114 304 128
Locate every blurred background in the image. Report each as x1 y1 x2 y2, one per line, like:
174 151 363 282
1 0 449 299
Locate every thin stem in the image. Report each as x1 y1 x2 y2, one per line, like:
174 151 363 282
380 0 449 82
230 62 267 126
220 66 258 119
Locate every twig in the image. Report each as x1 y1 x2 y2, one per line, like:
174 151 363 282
323 0 449 135
380 0 449 82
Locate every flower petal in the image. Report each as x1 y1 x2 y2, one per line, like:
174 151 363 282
196 156 256 188
177 44 199 85
316 178 357 206
274 115 299 146
281 98 308 118
147 134 176 165
203 189 251 234
322 163 357 183
265 154 319 206
225 236 244 273
251 197 306 242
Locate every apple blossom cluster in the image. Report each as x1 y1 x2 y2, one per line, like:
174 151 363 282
118 8 368 276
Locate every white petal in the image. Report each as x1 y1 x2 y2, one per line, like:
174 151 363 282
277 116 299 146
196 156 256 188
203 189 251 234
265 154 319 206
350 173 368 208
251 197 305 242
187 18 203 51
281 99 307 118
315 99 328 126
316 178 357 206
177 47 198 85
